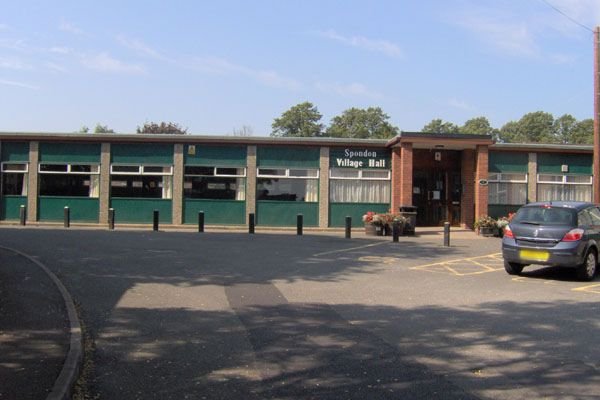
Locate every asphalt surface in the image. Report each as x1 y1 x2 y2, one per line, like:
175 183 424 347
0 227 598 399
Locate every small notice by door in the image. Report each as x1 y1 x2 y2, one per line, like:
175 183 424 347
432 190 440 200
413 187 420 194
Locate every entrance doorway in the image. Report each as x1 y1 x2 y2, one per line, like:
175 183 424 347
412 150 462 226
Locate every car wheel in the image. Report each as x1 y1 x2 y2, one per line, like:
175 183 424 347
504 260 524 275
576 249 597 281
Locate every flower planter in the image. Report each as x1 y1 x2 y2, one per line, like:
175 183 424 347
478 226 495 237
364 224 377 236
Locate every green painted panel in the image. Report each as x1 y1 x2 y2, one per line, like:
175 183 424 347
1 196 26 220
183 199 245 224
256 201 318 226
39 142 101 163
1 142 29 162
185 145 246 166
488 204 523 220
38 197 99 222
488 152 528 173
329 203 390 227
110 198 172 223
537 153 592 174
111 144 174 164
329 148 390 169
257 146 319 168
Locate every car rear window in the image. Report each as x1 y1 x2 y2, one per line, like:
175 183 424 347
513 206 576 226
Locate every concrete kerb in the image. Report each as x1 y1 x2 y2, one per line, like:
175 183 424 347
0 246 83 400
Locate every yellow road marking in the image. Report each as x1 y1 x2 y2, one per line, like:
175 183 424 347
313 241 387 257
410 253 504 276
511 276 558 285
572 283 600 293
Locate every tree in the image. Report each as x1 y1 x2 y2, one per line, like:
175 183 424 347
325 107 399 139
136 121 187 134
459 117 495 135
77 125 89 133
552 114 577 144
232 125 253 136
271 102 323 137
93 123 115 134
570 119 593 145
422 119 459 134
497 111 555 143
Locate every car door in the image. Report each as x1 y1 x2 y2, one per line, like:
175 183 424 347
585 207 600 245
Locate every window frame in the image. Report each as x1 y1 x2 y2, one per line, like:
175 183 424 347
257 168 319 179
329 168 390 180
184 166 246 178
38 163 100 175
2 162 29 173
110 164 173 176
537 173 592 185
488 172 528 184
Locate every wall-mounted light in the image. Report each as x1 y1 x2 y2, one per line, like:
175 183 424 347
434 152 442 161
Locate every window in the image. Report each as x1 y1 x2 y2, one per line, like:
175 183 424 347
184 166 246 200
110 164 173 199
488 173 527 205
537 174 592 202
1 162 28 196
329 168 390 203
38 163 99 197
257 168 319 202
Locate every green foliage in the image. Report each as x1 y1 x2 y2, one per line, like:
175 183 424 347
93 123 115 134
136 121 187 135
77 125 89 133
422 119 459 134
459 116 496 136
498 111 592 144
271 102 323 137
570 119 593 145
325 107 398 139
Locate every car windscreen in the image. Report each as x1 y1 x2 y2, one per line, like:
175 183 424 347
513 206 576 226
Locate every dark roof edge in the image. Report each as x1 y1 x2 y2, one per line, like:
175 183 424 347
0 132 388 147
491 142 593 152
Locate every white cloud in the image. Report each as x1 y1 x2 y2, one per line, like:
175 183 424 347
315 81 382 99
59 20 84 35
0 56 33 70
81 52 146 74
316 29 402 58
48 46 72 54
116 35 166 60
191 56 301 90
548 52 577 65
448 98 474 111
0 78 39 90
45 61 67 73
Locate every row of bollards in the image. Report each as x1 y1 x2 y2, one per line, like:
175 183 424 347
13 205 452 246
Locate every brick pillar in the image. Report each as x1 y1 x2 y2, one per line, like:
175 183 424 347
399 142 413 207
27 141 39 222
99 143 111 224
391 147 402 211
528 152 537 203
172 144 184 225
246 145 257 223
461 149 475 228
475 145 489 220
318 147 329 228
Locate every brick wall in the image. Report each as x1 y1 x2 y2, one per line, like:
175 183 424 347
475 145 489 221
461 149 475 228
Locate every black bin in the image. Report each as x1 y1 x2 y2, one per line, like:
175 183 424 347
399 205 417 234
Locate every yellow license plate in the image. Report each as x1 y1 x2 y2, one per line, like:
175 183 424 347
520 249 549 262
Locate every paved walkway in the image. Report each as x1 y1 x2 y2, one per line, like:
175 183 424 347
0 248 70 400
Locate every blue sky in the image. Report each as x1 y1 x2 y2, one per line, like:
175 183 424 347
1 0 599 135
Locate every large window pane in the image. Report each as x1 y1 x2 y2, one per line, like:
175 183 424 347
488 182 527 205
40 174 93 197
2 173 27 195
184 176 245 200
538 184 592 202
110 175 168 198
257 178 318 202
330 180 390 203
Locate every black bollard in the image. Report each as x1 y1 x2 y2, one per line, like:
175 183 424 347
297 214 303 236
249 213 255 234
443 221 450 247
64 206 70 228
108 208 115 230
198 211 205 233
19 205 26 226
345 216 352 239
153 210 159 231
392 222 400 242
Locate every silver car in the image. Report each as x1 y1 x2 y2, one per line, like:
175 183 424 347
501 201 599 281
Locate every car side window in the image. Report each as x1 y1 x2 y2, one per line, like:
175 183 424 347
578 210 592 227
588 207 600 227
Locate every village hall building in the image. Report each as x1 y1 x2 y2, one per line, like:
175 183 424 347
0 132 594 229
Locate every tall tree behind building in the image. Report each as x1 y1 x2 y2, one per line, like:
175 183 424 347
326 107 399 139
136 121 187 134
271 102 323 137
